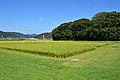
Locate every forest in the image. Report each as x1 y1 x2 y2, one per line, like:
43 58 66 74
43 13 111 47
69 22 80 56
52 11 120 41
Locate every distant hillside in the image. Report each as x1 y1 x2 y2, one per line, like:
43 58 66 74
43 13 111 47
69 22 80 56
35 32 52 40
0 31 36 38
25 34 37 38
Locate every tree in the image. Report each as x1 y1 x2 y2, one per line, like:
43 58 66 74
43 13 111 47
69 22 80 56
91 11 120 28
52 18 91 40
52 11 120 41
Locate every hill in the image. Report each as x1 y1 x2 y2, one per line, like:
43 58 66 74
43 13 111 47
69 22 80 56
34 32 52 40
52 11 120 41
0 31 36 38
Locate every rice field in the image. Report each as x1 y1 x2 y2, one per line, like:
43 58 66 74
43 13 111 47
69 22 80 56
0 41 120 80
0 40 112 58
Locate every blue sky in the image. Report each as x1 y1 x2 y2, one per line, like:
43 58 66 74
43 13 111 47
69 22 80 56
0 0 120 34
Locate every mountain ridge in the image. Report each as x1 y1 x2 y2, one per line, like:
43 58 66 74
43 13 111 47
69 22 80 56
0 31 37 38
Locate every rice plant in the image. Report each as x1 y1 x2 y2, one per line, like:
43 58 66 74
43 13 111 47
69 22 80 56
0 41 111 58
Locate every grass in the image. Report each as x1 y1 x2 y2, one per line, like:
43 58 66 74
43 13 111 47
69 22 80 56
0 41 120 80
0 41 112 58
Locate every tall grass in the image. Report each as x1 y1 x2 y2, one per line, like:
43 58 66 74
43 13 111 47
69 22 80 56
0 41 111 58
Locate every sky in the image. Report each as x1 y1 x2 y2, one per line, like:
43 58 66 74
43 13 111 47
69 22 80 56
0 0 120 34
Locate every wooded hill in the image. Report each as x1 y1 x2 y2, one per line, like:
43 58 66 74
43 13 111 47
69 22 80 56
52 11 120 41
0 31 36 38
0 31 52 40
34 32 52 40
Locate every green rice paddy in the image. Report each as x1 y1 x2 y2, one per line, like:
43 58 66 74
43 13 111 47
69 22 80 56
0 41 119 80
0 41 111 58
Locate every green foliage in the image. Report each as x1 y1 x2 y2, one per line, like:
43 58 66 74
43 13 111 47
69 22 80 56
52 11 120 41
78 27 120 41
91 11 120 28
52 22 73 40
52 18 90 40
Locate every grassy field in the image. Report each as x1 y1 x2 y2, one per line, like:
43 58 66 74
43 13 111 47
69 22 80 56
0 41 120 80
0 41 111 58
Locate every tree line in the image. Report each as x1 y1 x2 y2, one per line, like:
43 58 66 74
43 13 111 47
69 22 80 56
52 11 120 41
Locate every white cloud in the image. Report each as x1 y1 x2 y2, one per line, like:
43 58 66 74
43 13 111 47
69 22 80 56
40 18 44 21
14 30 20 32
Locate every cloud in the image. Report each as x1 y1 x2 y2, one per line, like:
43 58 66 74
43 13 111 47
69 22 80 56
40 18 44 21
14 30 20 32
